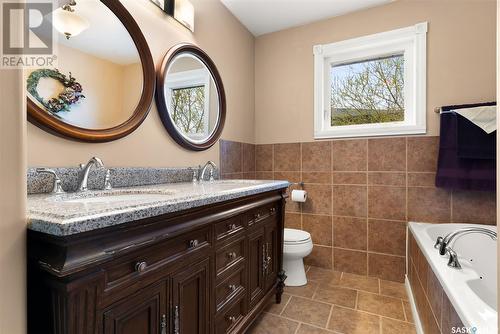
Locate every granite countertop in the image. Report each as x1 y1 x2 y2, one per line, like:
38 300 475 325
27 180 289 236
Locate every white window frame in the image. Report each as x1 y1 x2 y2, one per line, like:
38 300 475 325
313 22 428 139
164 68 210 141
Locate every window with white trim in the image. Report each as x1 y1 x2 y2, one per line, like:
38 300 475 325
313 22 428 139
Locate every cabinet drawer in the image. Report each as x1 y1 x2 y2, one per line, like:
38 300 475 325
104 227 211 292
214 216 244 243
215 297 245 334
215 266 245 313
216 238 245 278
247 203 279 227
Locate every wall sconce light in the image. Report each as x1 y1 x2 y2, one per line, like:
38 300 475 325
52 0 89 39
151 0 194 32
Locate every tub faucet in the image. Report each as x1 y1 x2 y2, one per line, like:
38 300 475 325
199 161 217 182
445 246 462 269
435 228 497 255
77 157 104 192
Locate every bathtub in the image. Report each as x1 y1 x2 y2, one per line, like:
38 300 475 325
408 222 497 333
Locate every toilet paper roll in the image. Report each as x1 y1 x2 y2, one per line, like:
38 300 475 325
291 190 307 202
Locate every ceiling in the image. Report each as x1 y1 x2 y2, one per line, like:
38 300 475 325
47 0 140 65
220 0 393 36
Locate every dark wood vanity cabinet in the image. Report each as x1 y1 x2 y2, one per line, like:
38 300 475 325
28 190 287 334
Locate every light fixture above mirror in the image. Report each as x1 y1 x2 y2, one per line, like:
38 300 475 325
52 1 90 40
151 0 195 32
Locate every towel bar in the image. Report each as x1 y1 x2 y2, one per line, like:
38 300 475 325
435 107 455 115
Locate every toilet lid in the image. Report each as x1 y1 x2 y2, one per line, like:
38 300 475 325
284 228 311 243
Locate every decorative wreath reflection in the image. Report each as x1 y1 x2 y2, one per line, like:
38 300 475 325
27 69 85 115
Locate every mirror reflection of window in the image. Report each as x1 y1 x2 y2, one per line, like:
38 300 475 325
165 54 219 142
171 85 207 137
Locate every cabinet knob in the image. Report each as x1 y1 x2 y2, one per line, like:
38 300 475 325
254 212 261 220
228 252 237 260
228 284 237 292
189 239 199 248
228 316 236 323
270 207 276 214
135 261 147 273
228 223 237 231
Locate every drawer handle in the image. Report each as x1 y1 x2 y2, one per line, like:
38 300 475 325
135 261 147 273
228 284 237 292
228 223 237 231
228 316 236 323
270 207 276 214
189 239 199 249
254 212 261 220
227 252 237 260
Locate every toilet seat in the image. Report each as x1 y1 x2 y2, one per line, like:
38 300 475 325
284 228 311 244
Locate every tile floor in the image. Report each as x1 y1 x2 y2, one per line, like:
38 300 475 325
248 266 416 334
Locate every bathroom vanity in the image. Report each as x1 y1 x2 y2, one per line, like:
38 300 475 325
27 180 288 334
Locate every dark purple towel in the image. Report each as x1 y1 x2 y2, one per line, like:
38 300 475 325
435 102 496 191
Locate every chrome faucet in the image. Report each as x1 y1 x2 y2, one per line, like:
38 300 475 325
445 246 462 269
77 157 104 192
199 161 217 182
36 168 65 194
435 227 497 255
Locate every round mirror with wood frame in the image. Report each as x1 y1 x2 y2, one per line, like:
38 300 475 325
156 44 226 151
27 0 155 143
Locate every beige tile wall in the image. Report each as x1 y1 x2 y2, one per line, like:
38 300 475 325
220 136 497 282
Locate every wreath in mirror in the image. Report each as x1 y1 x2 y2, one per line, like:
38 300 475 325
27 69 85 115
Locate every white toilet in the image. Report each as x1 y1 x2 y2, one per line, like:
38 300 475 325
283 228 313 286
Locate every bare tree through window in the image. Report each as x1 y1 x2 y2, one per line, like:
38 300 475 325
331 54 404 126
170 85 206 135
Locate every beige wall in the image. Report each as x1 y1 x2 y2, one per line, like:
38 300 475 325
0 52 27 334
255 0 497 144
28 0 255 167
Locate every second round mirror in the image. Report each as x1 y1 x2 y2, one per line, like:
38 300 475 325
156 44 226 151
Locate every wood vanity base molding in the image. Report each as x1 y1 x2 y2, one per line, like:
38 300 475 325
28 190 286 334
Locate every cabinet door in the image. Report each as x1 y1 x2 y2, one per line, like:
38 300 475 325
247 227 265 308
171 257 210 334
264 218 279 289
103 282 167 334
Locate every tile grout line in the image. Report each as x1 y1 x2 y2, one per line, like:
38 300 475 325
325 301 335 330
279 293 294 316
401 299 407 322
365 139 369 277
330 141 335 269
405 137 409 224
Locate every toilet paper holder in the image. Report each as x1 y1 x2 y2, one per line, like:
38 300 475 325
289 182 304 187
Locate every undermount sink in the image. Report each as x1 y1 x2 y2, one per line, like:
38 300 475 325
52 189 177 204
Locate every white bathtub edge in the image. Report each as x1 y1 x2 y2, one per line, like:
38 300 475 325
404 275 424 334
